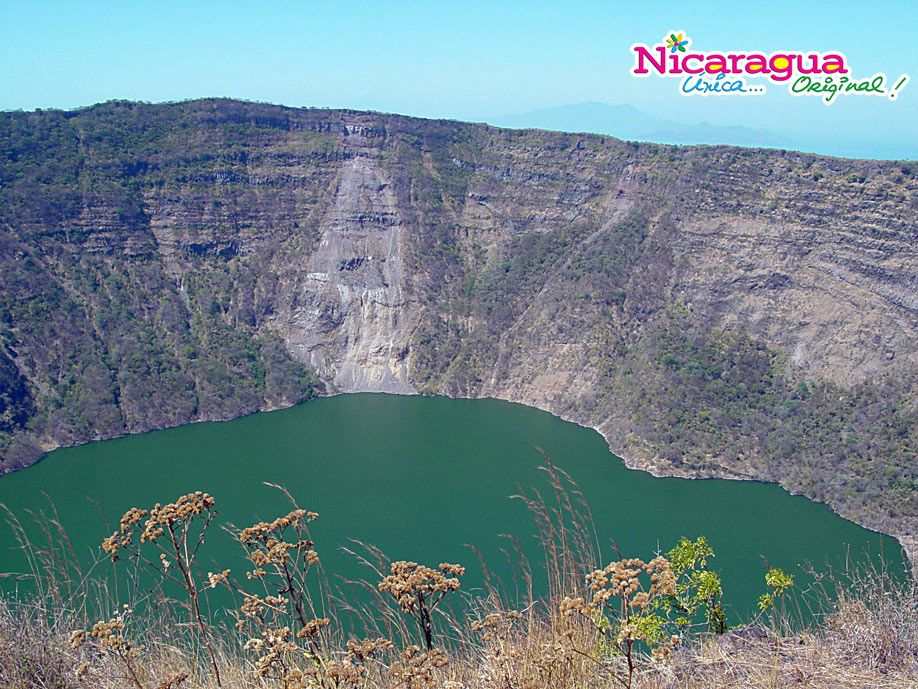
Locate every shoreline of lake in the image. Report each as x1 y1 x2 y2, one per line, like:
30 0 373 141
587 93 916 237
2 389 912 573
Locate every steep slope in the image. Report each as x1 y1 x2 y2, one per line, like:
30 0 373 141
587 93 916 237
1 99 916 560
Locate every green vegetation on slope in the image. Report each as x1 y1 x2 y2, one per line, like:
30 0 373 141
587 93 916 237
614 306 918 530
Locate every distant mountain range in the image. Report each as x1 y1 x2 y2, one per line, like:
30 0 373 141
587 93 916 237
489 102 794 150
488 102 918 160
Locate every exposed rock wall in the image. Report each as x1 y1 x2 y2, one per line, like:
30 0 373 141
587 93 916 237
281 144 418 393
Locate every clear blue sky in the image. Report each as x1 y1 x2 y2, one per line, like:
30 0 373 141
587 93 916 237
2 1 915 158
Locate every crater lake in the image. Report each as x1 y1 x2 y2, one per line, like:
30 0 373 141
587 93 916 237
0 393 905 624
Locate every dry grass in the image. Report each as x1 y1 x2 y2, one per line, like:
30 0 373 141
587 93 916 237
1 470 916 689
4 588 916 689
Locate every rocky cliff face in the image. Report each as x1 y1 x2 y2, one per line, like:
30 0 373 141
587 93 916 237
1 99 916 561
281 149 418 393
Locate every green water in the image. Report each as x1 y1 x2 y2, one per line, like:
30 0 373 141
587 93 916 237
0 393 905 623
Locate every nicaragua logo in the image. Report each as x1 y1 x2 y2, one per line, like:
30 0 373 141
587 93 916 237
630 31 909 104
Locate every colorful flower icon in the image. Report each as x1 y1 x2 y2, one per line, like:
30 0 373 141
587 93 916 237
666 33 689 53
